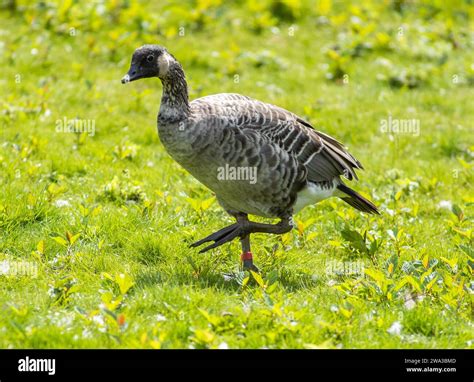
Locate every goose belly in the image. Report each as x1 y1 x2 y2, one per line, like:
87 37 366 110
184 166 279 217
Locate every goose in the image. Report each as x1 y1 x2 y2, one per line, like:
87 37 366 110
122 45 379 271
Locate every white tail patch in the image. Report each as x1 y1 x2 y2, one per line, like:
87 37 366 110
294 181 337 213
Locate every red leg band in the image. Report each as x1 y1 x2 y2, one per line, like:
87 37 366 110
241 252 253 261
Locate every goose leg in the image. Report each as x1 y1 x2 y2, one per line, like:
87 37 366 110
189 215 294 261
237 215 259 272
240 234 259 272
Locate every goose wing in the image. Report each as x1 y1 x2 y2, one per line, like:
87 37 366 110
193 96 363 183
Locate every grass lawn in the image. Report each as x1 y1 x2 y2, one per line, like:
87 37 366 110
0 1 472 349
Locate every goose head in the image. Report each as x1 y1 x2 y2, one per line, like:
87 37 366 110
121 44 176 84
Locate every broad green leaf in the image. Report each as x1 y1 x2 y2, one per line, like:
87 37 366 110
440 256 458 270
263 292 273 307
52 236 68 247
70 233 81 245
388 263 394 275
250 271 265 288
340 307 352 318
364 268 386 284
193 329 214 344
200 197 215 211
116 273 134 295
91 205 102 217
426 275 438 291
101 272 115 282
396 275 422 293
341 227 367 254
422 254 429 269
66 231 81 245
328 240 342 247
451 204 464 221
37 240 45 254
266 270 278 286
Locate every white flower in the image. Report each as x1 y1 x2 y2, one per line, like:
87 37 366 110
404 298 416 310
375 58 392 68
92 314 105 332
54 199 70 208
387 321 402 336
437 200 452 210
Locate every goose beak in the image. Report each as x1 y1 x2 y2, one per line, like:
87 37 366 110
121 64 141 84
121 74 130 84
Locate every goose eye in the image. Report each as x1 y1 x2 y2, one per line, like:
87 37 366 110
146 55 154 62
